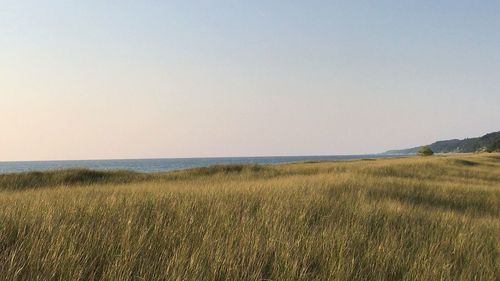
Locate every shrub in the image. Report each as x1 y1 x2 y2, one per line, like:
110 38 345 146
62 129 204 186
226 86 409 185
417 146 434 156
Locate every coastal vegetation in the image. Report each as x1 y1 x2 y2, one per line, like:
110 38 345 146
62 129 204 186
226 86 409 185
0 154 499 280
417 146 434 156
385 131 500 154
487 139 500 153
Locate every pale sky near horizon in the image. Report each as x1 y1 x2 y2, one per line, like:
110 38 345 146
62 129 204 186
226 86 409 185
1 1 499 161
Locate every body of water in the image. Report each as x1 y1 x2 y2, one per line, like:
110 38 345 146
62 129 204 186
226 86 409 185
0 155 397 174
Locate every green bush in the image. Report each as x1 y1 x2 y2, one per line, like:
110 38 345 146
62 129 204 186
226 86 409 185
417 146 434 156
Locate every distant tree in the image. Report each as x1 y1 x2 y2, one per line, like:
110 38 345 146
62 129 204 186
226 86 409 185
486 140 500 153
417 146 434 156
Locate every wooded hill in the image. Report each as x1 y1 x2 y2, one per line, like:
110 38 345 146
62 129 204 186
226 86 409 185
385 131 500 155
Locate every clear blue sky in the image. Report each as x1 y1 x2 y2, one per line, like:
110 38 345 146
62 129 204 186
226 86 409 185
1 1 499 160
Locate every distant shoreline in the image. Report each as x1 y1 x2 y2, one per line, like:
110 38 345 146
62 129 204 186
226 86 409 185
0 154 403 174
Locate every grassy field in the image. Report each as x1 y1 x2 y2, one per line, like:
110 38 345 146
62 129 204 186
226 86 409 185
0 154 499 280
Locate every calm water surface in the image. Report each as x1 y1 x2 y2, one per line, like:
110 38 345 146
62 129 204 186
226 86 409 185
0 155 396 174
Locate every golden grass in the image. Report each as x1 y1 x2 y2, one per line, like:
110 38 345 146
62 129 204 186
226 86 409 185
0 154 499 280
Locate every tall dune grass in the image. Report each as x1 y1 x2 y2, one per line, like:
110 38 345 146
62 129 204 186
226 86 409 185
0 154 499 280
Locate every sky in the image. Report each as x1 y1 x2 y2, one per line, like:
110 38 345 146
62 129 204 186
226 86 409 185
1 1 499 161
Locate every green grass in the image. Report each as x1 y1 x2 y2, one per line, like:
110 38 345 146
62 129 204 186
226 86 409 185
0 154 499 280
